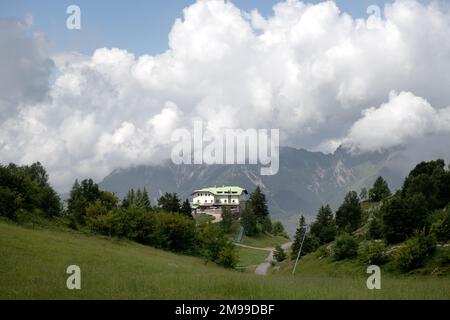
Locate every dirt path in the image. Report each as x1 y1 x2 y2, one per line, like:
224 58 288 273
255 242 292 276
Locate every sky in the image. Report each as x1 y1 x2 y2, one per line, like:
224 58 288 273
1 0 450 191
0 0 431 55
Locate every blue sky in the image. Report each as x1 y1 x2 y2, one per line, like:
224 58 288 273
0 0 431 56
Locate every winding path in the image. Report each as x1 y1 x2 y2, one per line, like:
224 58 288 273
253 242 292 276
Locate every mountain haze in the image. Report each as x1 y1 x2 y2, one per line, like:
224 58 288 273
99 146 408 233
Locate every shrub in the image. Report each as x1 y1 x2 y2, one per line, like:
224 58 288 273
317 245 330 258
153 212 196 253
368 218 384 239
430 209 450 242
361 241 387 265
394 233 437 272
437 250 450 267
261 216 273 233
272 221 285 235
197 223 228 261
0 187 22 219
333 233 358 260
217 243 238 269
220 207 233 234
87 207 155 244
274 245 287 262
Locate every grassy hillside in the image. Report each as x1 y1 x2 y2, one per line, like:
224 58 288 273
1 220 449 299
241 233 289 248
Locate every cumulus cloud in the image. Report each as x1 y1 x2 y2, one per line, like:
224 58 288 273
2 0 450 190
343 91 450 152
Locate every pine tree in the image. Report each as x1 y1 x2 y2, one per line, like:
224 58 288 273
220 207 234 233
291 215 307 259
141 188 151 211
180 199 193 219
369 176 391 202
248 186 269 223
359 188 368 202
241 203 257 236
157 192 181 213
310 205 336 244
336 191 362 232
122 189 135 208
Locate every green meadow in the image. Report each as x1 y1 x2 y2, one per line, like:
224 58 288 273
1 220 449 300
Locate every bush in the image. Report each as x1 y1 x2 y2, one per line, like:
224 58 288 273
220 207 233 234
368 218 384 239
317 245 330 258
361 241 387 265
333 233 358 260
274 245 287 262
272 221 285 235
153 212 196 253
0 187 22 219
87 207 155 244
197 223 228 261
217 243 238 269
394 233 437 272
437 250 450 267
430 209 450 242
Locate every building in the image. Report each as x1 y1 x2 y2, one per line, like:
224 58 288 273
191 186 248 218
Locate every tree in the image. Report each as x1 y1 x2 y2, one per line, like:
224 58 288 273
141 188 151 211
0 162 61 219
310 205 336 244
274 245 287 262
368 217 384 239
336 191 362 232
359 188 368 202
67 178 101 223
272 221 285 235
157 192 181 213
369 176 391 202
122 188 151 211
180 199 193 219
153 212 196 253
248 186 269 223
240 203 257 236
333 233 358 260
383 193 428 244
291 215 318 259
197 223 228 262
122 189 135 208
220 207 233 233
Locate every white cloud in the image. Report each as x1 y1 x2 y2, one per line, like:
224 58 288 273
0 17 53 120
343 91 450 152
2 0 450 191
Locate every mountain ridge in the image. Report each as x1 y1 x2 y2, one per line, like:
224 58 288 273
99 146 406 233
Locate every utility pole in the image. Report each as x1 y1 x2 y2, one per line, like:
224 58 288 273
292 223 308 276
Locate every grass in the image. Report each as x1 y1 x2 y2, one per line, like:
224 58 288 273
194 214 214 224
1 220 449 300
235 246 269 272
241 233 289 248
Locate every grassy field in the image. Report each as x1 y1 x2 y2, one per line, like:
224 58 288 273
241 233 289 248
235 246 269 272
1 220 449 299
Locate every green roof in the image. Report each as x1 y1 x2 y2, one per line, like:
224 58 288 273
192 186 248 196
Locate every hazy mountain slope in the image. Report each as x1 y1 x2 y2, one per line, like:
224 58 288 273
99 146 404 231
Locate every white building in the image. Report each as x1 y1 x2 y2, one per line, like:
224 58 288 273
191 186 248 217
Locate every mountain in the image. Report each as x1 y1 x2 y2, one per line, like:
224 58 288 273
99 146 405 234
